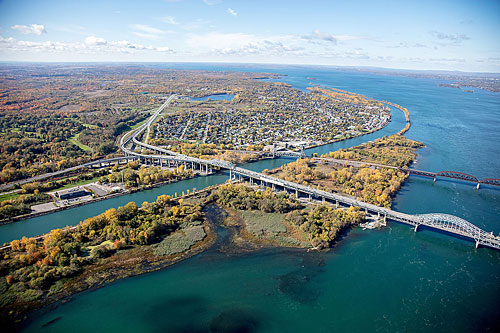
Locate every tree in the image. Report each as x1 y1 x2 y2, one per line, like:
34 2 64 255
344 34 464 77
97 142 115 155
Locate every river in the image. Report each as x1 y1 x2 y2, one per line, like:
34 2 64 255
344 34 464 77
11 64 500 332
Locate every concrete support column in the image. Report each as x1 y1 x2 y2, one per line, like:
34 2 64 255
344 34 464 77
295 190 299 198
414 224 419 232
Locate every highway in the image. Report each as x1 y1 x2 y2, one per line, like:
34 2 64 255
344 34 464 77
2 94 498 250
118 94 499 250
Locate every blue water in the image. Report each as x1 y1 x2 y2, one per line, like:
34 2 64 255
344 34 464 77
189 93 235 101
14 64 500 332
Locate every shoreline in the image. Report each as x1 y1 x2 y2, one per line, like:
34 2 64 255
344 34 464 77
0 174 204 227
0 115 396 230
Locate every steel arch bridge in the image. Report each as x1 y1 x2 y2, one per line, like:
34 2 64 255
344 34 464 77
416 213 500 249
436 171 478 182
118 94 500 251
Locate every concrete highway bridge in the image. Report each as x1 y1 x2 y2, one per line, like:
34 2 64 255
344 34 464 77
117 95 500 250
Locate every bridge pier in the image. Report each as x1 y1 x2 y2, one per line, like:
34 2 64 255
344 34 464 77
414 224 419 232
476 240 480 249
476 183 480 190
433 177 436 182
295 190 299 198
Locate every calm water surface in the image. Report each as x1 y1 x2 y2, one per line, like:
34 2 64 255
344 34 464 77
15 65 500 332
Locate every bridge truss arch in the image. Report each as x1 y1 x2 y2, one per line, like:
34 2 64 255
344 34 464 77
479 178 500 186
436 171 478 183
416 213 500 249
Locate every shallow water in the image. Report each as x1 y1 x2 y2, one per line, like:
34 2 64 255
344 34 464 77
17 64 500 332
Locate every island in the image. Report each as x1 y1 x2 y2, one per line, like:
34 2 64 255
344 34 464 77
0 133 423 326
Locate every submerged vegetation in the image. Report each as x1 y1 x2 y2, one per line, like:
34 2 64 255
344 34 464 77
0 194 205 323
0 182 367 324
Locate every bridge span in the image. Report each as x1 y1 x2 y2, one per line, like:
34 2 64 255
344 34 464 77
314 157 500 189
118 95 500 250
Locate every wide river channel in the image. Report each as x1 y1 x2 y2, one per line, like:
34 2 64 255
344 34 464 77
8 64 500 332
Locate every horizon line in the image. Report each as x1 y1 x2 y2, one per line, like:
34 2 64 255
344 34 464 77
0 60 499 76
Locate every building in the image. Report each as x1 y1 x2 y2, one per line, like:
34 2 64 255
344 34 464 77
57 187 91 200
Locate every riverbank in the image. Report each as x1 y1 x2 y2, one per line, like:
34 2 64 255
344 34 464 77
0 186 219 328
1 182 367 327
0 172 202 231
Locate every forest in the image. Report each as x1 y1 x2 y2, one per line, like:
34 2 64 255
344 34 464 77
210 184 365 248
0 194 204 321
323 134 424 167
267 135 424 207
102 162 192 189
1 182 369 324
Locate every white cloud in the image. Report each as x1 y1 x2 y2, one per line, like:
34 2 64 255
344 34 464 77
156 46 174 53
203 0 222 5
85 36 107 46
132 24 167 40
430 30 470 44
186 32 257 50
0 35 173 55
301 30 362 44
161 16 178 25
227 8 237 17
181 19 211 31
132 24 166 35
11 24 46 35
186 32 305 57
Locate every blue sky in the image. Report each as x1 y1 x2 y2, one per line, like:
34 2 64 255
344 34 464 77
0 0 499 72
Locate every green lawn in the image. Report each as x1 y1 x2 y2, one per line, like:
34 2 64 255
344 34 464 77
50 176 102 192
69 132 93 152
0 191 20 202
130 119 148 130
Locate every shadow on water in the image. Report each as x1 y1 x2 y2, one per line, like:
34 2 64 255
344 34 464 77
149 302 265 333
209 309 263 333
276 251 327 305
147 295 209 333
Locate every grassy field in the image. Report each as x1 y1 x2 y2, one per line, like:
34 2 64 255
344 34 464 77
130 119 148 130
69 132 93 152
50 176 102 192
240 210 286 236
0 191 20 202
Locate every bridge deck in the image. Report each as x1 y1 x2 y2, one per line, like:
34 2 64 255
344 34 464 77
119 94 500 251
